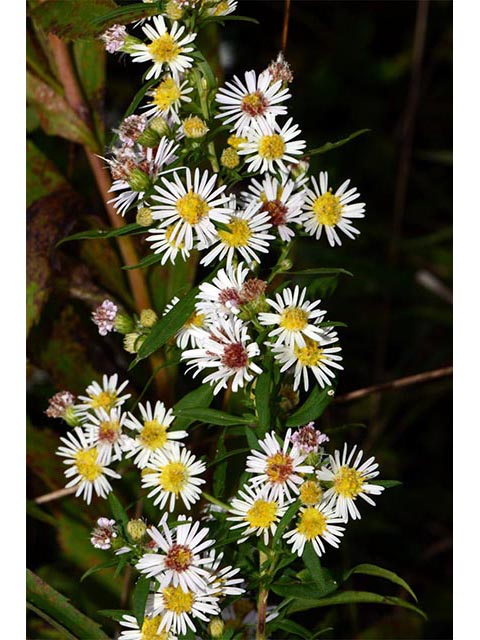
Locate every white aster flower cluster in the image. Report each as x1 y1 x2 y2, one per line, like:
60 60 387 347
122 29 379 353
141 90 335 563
228 426 384 558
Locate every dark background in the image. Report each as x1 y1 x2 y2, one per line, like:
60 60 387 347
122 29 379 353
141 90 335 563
27 1 452 638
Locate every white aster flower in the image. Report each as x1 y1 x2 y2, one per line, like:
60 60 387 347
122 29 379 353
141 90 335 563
76 374 131 415
142 75 193 123
215 69 290 134
228 483 288 544
317 443 384 522
82 407 132 465
147 581 220 637
142 443 206 512
118 614 177 640
136 517 214 592
124 401 187 468
283 503 345 557
204 551 245 596
130 16 197 80
195 262 249 317
181 315 262 395
151 168 232 251
238 116 306 174
108 138 178 216
246 429 313 504
258 285 327 348
145 223 192 264
242 173 305 242
302 171 366 247
270 329 343 391
199 199 274 268
56 428 120 504
291 422 329 455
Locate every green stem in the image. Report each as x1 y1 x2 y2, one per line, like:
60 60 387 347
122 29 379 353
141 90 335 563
256 550 269 640
194 69 220 173
202 491 230 511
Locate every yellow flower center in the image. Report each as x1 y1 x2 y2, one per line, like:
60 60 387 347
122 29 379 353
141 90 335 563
212 0 230 15
300 480 323 506
279 307 309 331
139 420 168 450
183 116 208 138
333 466 364 498
185 311 205 328
218 218 252 247
90 390 117 411
176 191 210 225
162 585 195 614
165 544 193 572
75 448 102 482
294 338 324 367
241 91 268 117
165 224 185 248
148 34 180 63
227 134 248 150
258 134 285 160
98 419 120 444
296 507 327 539
265 451 294 484
159 461 188 494
245 499 278 529
141 615 169 640
153 77 182 110
312 191 343 227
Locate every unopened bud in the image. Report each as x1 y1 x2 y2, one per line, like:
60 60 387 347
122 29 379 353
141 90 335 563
124 332 141 354
221 147 240 169
208 617 224 638
128 168 151 193
120 34 143 55
64 406 81 428
149 117 170 136
165 0 184 20
127 519 147 541
137 127 161 148
280 258 293 272
114 313 135 334
290 158 310 180
227 135 248 150
140 309 158 328
136 207 154 227
182 116 209 139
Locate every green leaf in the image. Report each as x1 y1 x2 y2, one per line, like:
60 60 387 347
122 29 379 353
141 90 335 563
80 559 120 583
286 386 335 427
203 14 260 25
98 609 132 622
269 619 313 638
303 543 326 593
244 425 259 450
271 579 336 601
27 602 77 640
57 223 143 246
306 129 371 157
207 447 250 469
172 384 214 430
137 288 198 360
108 492 129 527
272 499 301 546
344 563 417 601
123 252 167 270
26 569 110 639
372 480 402 488
255 370 272 434
30 0 118 40
27 71 98 150
287 267 353 277
285 590 427 618
133 577 151 627
175 408 252 427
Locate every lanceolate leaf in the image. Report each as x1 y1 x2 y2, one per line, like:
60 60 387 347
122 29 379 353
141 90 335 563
175 408 252 427
255 370 272 434
133 577 151 627
306 129 371 157
303 543 327 593
272 500 301 546
344 563 417 601
173 384 214 431
26 569 110 639
57 223 143 246
29 0 118 41
286 386 335 427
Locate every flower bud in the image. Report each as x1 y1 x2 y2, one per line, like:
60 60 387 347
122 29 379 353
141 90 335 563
227 135 248 150
182 116 209 139
127 519 147 542
128 168 151 193
137 127 161 148
208 617 225 638
114 313 135 334
149 117 170 136
290 158 310 180
221 147 240 169
140 308 158 328
120 34 143 55
136 207 154 227
64 406 82 428
280 258 293 272
124 332 141 354
165 0 184 20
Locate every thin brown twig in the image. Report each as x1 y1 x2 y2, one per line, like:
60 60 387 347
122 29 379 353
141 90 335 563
335 365 452 404
281 0 291 52
34 486 77 504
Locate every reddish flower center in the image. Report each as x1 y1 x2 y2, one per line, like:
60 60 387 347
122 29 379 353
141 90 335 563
261 199 288 226
241 91 268 117
218 287 242 307
165 544 193 572
221 342 249 369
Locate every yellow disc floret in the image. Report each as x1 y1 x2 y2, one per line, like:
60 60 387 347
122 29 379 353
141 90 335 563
258 134 285 160
75 448 102 482
296 507 327 539
148 34 180 63
165 224 185 248
333 466 364 498
246 499 278 529
159 461 188 494
279 307 309 331
153 77 182 110
300 480 323 506
294 338 324 367
176 191 210 224
265 452 293 484
90 390 117 411
312 191 343 227
218 218 252 247
185 311 205 328
162 585 195 614
140 615 169 640
140 420 168 450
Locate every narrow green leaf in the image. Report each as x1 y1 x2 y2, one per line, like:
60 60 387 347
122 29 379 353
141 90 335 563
173 384 214 430
372 480 402 488
244 425 259 450
206 447 250 469
80 558 120 583
203 14 260 24
108 492 129 527
255 370 272 434
303 543 326 593
269 619 313 638
287 267 353 277
57 223 143 246
272 499 301 546
344 563 417 602
306 129 371 157
175 408 252 427
26 569 110 639
137 288 198 360
122 252 166 270
286 386 334 427
98 609 132 622
286 590 427 618
133 577 151 627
